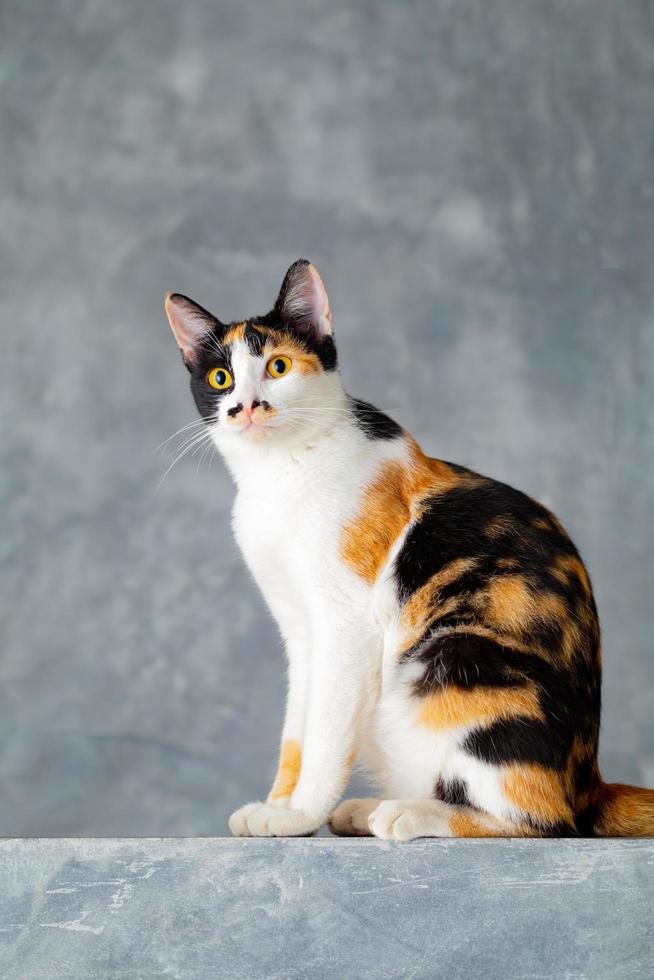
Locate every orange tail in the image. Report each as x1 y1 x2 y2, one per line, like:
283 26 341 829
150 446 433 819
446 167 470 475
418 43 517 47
593 782 654 837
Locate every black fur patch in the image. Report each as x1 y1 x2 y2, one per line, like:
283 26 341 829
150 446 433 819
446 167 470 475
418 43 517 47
530 819 581 838
434 777 471 807
409 633 528 693
575 804 599 837
252 310 338 371
394 478 578 600
463 717 570 769
349 398 403 440
188 335 233 420
243 323 265 357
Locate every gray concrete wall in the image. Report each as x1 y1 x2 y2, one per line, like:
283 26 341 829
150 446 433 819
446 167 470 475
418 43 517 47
1 838 653 979
1 1 653 835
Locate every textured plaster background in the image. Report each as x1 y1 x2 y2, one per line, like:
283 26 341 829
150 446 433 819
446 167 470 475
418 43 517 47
1 0 653 834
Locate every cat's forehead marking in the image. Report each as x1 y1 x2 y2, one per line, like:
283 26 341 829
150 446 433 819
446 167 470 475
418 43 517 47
221 323 326 376
222 322 271 356
262 332 324 376
222 322 247 346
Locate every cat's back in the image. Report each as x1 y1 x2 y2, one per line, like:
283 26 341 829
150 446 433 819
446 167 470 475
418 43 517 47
396 460 591 600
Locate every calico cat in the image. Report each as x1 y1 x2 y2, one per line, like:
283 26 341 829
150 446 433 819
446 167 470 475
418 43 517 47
164 259 654 839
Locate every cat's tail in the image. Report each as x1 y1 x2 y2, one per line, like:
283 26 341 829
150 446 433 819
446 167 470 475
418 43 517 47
592 782 654 836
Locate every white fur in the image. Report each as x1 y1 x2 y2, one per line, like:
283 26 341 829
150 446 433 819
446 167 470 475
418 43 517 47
207 340 510 837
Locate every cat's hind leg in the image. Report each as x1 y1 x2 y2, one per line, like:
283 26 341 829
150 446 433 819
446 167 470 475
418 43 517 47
328 798 381 836
367 799 542 840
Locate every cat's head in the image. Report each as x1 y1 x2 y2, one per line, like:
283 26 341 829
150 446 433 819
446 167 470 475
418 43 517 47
165 260 342 453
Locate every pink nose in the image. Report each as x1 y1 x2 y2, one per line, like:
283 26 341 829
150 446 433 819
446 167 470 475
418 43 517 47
242 399 262 419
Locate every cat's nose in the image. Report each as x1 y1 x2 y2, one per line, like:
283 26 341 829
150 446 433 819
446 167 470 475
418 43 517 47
243 400 260 419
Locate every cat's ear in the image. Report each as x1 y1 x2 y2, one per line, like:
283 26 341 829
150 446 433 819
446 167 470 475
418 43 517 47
274 259 332 337
164 292 220 367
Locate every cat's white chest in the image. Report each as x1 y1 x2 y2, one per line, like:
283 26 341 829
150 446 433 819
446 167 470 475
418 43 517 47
232 460 335 605
232 457 348 589
229 433 399 615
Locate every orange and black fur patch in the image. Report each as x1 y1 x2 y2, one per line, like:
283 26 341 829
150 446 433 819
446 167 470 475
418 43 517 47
392 457 611 835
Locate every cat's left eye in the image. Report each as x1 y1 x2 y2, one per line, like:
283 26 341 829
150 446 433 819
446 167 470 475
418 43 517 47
267 355 292 378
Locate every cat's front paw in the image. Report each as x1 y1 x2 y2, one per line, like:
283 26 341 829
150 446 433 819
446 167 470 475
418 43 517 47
228 802 320 837
368 799 452 841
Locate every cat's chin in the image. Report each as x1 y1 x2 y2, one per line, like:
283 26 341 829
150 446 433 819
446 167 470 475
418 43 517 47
240 423 275 439
226 421 278 443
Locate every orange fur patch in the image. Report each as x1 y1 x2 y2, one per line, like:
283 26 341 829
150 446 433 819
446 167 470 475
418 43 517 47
484 515 514 539
341 460 413 585
593 783 654 836
484 576 568 640
253 403 278 421
341 439 463 585
484 575 535 632
222 322 247 346
560 618 583 663
503 764 574 826
550 554 592 596
535 591 569 623
270 739 302 801
448 810 528 838
417 684 543 731
264 335 322 375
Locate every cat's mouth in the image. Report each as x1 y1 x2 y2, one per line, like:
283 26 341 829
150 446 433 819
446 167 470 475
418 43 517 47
226 401 279 436
235 417 274 437
230 415 281 440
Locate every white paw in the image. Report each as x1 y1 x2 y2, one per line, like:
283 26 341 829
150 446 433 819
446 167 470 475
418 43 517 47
328 798 379 836
368 800 451 842
228 802 320 837
228 802 264 837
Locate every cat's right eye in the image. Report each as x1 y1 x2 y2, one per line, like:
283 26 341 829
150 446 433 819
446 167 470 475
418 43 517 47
207 367 233 390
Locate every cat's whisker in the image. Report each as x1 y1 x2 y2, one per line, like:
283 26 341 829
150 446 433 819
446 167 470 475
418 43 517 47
152 419 209 454
157 429 213 488
179 423 215 445
196 438 216 473
164 430 212 460
170 418 218 452
191 433 215 458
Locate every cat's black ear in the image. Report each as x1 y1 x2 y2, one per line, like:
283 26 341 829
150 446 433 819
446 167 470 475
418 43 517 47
164 292 220 367
274 259 332 337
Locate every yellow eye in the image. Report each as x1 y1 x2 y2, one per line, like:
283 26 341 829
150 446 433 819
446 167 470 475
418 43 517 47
267 355 292 378
207 367 233 390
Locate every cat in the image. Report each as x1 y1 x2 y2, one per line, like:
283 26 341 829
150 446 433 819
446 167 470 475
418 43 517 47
164 258 654 839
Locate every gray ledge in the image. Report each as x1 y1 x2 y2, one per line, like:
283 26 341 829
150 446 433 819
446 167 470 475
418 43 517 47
1 837 653 979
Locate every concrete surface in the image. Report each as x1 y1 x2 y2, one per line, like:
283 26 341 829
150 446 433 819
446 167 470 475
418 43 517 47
1 0 654 836
1 837 653 979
